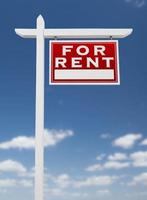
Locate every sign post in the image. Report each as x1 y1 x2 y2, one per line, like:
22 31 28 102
15 15 133 200
35 16 45 200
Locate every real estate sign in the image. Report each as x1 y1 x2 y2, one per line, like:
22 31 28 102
49 40 120 85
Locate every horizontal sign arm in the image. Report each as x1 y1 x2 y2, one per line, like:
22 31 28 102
15 28 133 39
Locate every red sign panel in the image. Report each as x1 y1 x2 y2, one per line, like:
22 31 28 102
49 40 120 85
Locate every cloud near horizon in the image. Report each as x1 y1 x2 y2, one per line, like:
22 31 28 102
129 172 147 185
0 160 27 174
0 178 33 188
86 150 147 172
50 173 118 188
0 129 74 150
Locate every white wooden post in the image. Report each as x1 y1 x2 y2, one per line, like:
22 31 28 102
15 15 133 200
35 15 45 200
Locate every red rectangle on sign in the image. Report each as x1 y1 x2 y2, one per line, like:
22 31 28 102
49 40 120 85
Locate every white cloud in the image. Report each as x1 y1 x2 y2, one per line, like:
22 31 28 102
130 151 147 167
104 161 130 169
51 174 71 189
96 189 110 196
86 160 130 171
100 133 111 139
129 172 147 185
19 179 33 187
113 133 142 149
0 136 35 150
0 160 27 174
126 191 147 197
96 154 105 161
49 173 118 189
108 153 128 161
70 192 88 198
48 188 65 196
124 0 146 8
44 129 73 147
0 129 74 150
74 176 117 188
20 169 34 178
140 139 147 145
86 150 147 172
47 188 88 198
86 152 130 171
0 178 33 188
85 164 102 172
0 179 17 187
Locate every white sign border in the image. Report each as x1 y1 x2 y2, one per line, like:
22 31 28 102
49 40 120 85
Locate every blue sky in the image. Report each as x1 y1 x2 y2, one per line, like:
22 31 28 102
0 0 147 200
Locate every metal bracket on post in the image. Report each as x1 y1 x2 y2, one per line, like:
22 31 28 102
15 15 133 200
54 36 58 40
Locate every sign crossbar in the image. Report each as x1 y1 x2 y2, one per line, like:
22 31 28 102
15 28 133 39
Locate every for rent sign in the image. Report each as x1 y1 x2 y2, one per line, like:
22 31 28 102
49 40 120 85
